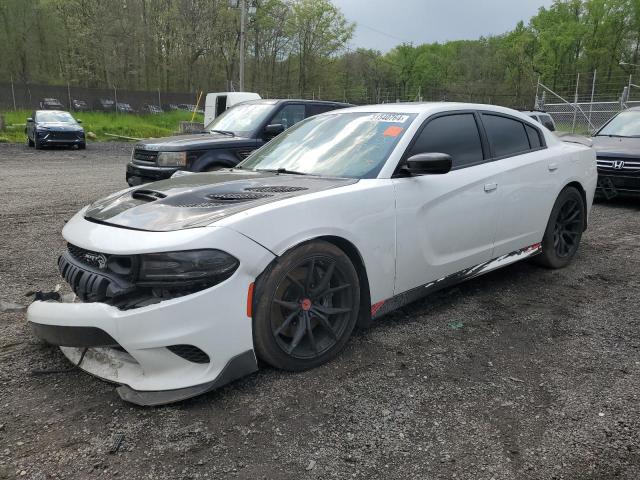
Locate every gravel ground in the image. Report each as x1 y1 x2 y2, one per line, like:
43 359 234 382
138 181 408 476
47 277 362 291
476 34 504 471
0 142 639 480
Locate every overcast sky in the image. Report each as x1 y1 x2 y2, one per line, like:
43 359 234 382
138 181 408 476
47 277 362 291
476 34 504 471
331 0 556 52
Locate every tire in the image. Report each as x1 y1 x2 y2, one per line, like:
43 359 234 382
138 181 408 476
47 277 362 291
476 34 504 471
78 142 86 150
535 186 585 269
27 136 34 147
253 240 360 371
34 136 42 150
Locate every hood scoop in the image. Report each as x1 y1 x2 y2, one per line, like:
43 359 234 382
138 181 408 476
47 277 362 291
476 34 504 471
207 192 272 202
245 186 308 193
131 189 167 202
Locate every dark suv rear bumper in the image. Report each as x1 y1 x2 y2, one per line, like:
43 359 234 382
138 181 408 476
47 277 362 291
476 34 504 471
126 163 177 186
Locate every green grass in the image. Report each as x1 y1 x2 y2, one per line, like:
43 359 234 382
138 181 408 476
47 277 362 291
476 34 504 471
0 109 204 143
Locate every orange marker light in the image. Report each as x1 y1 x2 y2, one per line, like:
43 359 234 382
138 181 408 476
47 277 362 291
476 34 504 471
247 282 255 318
383 126 403 137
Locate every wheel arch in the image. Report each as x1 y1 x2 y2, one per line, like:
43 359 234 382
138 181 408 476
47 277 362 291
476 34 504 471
191 151 239 171
563 180 588 231
257 235 373 330
315 235 372 329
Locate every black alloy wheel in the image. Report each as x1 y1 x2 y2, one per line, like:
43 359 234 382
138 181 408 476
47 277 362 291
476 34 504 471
535 186 585 269
553 196 583 258
253 241 360 371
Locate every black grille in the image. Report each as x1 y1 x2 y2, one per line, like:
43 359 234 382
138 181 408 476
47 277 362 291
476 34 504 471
48 131 80 141
207 192 272 201
167 345 210 364
59 254 116 302
245 186 308 193
67 244 108 269
60 247 134 302
133 149 159 165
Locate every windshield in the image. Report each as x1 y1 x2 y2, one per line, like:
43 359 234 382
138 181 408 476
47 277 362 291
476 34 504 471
36 111 76 123
238 112 416 179
205 102 274 136
597 111 640 137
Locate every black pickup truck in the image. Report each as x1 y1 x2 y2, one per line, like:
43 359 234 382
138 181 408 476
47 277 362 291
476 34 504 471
126 99 351 186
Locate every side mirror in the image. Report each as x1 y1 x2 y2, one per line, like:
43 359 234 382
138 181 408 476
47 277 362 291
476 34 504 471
263 123 285 136
76 119 82 124
403 152 452 175
26 118 34 123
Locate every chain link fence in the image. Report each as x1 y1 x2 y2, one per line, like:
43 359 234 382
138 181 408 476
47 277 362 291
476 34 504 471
535 71 640 134
0 81 197 112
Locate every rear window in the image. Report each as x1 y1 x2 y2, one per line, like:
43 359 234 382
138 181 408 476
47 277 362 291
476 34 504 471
482 114 531 158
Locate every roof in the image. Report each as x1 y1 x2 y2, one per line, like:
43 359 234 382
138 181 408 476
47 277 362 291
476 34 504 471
35 109 70 114
336 102 541 120
241 98 352 107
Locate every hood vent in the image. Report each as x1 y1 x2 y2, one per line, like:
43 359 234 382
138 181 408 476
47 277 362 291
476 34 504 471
245 186 308 193
207 192 272 202
131 189 167 202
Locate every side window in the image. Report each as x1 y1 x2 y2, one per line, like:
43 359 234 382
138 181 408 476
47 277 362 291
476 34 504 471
409 113 484 169
482 114 531 158
540 114 555 131
306 104 340 117
269 104 306 129
525 124 542 149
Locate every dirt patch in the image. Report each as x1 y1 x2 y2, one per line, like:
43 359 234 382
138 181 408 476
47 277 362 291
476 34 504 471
1 142 639 479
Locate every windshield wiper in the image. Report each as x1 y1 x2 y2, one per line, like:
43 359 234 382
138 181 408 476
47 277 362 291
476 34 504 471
256 168 308 175
210 129 235 137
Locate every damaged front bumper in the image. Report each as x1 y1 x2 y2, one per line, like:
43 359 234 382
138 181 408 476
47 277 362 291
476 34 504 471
27 215 276 406
28 282 259 406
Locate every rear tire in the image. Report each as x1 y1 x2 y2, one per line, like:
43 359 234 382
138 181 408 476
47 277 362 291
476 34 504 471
253 241 360 371
535 186 585 269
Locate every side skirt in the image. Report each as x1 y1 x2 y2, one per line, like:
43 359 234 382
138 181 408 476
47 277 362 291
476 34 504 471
371 243 542 319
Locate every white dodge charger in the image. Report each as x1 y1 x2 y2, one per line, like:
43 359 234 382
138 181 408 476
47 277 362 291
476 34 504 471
28 103 597 405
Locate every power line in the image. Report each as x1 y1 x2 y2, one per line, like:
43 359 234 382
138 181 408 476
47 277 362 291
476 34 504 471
356 22 412 44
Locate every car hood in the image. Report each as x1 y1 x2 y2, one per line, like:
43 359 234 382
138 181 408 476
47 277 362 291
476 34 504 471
591 136 640 157
84 170 358 232
135 133 254 151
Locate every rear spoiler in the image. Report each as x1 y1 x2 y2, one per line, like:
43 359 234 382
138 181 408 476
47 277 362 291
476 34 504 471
555 132 593 147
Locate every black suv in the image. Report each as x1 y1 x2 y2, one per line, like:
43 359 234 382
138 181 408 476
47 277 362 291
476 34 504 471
126 99 350 186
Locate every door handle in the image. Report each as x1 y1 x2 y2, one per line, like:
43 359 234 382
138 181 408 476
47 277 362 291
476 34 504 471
484 183 498 192
548 163 559 172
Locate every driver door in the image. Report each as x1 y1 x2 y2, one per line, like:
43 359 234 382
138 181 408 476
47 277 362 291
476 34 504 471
392 112 502 295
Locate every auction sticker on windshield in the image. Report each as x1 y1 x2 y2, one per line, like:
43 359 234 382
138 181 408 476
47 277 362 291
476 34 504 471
370 113 410 123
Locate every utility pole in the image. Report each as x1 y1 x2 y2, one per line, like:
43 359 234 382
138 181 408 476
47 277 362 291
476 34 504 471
239 0 246 92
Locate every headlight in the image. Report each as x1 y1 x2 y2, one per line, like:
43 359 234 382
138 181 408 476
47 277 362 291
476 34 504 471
137 249 239 287
157 151 187 167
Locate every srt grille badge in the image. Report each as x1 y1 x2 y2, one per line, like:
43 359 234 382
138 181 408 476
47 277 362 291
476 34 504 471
613 160 625 169
84 252 107 269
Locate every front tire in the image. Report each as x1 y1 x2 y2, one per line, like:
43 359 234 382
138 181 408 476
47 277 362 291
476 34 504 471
27 136 34 147
535 186 585 269
253 241 360 371
34 136 42 150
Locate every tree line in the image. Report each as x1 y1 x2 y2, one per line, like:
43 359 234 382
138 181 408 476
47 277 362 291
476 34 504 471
1 0 640 107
